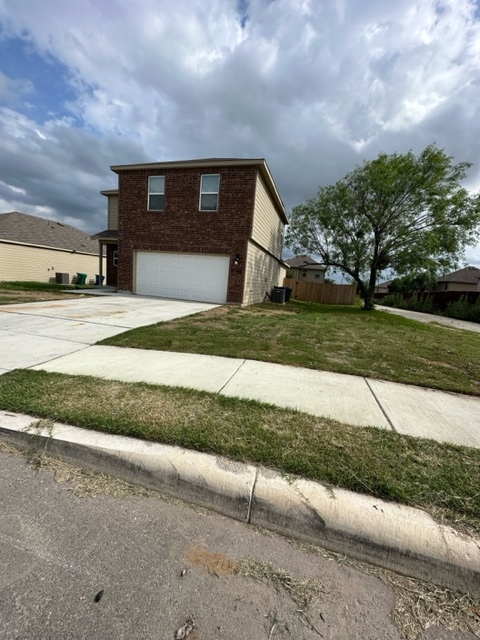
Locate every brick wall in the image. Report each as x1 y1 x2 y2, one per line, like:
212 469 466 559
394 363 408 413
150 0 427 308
117 165 258 303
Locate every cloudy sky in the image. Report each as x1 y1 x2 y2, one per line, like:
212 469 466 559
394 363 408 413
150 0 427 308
1 0 480 265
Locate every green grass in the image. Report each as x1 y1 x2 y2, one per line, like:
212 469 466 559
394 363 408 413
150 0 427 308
0 369 478 534
0 280 93 292
100 300 480 396
0 280 96 304
0 280 73 291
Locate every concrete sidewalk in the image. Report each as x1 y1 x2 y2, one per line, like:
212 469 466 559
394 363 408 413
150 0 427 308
376 305 480 334
32 344 480 449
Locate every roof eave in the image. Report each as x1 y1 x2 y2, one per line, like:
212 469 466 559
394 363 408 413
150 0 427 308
110 158 266 173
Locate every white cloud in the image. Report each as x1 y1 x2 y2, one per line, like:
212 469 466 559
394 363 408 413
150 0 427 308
0 0 479 263
0 70 33 105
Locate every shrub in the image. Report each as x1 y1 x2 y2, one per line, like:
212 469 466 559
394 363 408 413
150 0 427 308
407 293 437 314
444 296 480 323
382 293 408 308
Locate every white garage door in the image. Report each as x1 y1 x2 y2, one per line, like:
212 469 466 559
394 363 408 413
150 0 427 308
135 252 230 303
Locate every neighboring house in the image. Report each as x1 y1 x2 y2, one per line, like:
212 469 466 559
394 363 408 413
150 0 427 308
286 255 326 283
94 158 289 304
435 266 480 292
374 280 392 294
0 211 104 284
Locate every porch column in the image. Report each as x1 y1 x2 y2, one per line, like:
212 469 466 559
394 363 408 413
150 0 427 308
98 242 104 286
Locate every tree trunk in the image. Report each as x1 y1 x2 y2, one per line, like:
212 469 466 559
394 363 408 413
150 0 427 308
356 279 375 311
363 266 378 311
363 293 375 311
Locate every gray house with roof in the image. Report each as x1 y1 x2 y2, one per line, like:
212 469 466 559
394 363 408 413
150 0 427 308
435 266 480 292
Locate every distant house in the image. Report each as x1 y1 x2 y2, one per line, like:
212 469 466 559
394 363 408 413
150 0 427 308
435 266 480 292
94 158 288 304
286 255 326 283
0 211 104 284
374 280 392 294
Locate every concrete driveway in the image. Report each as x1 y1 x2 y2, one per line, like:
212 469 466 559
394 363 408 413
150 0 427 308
0 295 217 373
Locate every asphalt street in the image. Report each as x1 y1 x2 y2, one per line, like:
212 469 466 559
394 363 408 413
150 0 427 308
1 448 478 640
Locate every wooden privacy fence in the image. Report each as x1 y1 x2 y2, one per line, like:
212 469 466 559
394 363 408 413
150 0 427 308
283 278 357 305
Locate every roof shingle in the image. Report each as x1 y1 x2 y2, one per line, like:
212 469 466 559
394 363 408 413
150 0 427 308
286 255 322 268
0 211 99 255
438 266 480 284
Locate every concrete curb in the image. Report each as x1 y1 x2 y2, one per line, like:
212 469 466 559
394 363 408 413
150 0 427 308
1 410 479 597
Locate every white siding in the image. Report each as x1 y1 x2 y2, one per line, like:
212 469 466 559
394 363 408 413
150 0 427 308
252 174 283 257
243 241 286 305
107 194 119 230
0 241 105 284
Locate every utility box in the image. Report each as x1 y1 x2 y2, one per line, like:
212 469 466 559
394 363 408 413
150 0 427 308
272 286 286 304
55 272 69 285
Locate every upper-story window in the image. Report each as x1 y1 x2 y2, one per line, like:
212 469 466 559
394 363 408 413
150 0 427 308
200 174 220 211
148 176 165 210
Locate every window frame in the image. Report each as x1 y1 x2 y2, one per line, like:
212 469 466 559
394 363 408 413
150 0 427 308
199 174 220 211
148 176 165 211
112 250 118 267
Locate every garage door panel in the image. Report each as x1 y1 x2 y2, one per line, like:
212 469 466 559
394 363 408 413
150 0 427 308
136 252 229 303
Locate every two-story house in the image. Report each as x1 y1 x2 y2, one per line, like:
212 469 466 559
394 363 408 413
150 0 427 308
94 158 288 305
286 255 326 283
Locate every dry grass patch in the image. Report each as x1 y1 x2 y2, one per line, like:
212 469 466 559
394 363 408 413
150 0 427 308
0 438 156 498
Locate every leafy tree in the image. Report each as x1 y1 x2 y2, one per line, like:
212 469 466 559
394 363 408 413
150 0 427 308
388 272 438 294
286 145 480 310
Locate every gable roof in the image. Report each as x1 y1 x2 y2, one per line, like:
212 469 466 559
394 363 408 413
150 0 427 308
109 157 288 224
0 211 99 255
286 255 322 268
438 266 480 284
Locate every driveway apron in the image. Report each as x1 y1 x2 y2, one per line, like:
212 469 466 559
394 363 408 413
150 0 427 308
0 295 217 372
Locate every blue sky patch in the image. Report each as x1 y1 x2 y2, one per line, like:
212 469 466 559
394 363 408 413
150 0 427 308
236 0 249 28
0 29 77 123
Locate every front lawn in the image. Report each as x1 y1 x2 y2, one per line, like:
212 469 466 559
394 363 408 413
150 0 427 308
0 280 94 305
100 300 480 396
0 369 479 535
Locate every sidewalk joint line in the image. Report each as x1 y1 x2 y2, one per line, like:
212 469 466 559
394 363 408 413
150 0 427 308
246 467 259 524
217 359 247 394
0 309 134 331
26 345 91 370
364 378 397 432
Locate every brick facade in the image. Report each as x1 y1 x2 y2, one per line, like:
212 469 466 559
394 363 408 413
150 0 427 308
117 165 258 303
